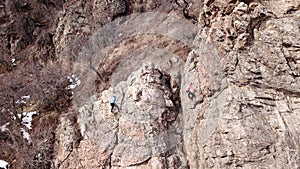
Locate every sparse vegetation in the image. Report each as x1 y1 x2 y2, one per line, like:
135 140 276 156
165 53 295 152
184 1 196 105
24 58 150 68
0 0 72 168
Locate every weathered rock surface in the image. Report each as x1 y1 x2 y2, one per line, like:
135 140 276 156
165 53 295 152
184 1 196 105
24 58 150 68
1 0 300 168
54 0 300 169
56 63 187 168
180 0 300 168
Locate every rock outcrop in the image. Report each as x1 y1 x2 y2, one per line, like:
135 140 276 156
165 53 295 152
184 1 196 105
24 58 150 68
55 63 187 168
1 0 300 168
54 0 300 169
181 0 300 168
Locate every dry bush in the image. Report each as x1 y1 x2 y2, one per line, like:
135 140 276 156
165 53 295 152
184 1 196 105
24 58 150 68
0 1 79 168
31 111 60 169
0 61 72 168
0 0 64 75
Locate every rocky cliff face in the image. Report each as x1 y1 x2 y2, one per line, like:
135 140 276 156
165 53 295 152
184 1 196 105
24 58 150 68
1 0 300 169
181 1 300 168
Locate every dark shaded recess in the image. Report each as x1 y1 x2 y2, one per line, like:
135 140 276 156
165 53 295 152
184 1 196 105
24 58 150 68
7 0 32 13
240 0 256 5
229 0 238 4
246 13 269 46
112 0 130 20
285 5 300 14
35 32 56 63
206 0 215 7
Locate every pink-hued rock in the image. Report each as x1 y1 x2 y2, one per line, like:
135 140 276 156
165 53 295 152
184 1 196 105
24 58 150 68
53 0 300 168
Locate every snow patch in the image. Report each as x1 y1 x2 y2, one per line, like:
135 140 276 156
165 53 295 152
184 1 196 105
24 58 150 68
12 111 37 142
16 95 31 104
21 111 37 130
11 58 16 66
0 160 9 169
21 95 30 100
67 74 81 90
20 128 31 142
0 123 10 132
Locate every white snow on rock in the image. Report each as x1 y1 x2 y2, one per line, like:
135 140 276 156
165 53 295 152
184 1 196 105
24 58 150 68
21 111 37 130
11 58 16 66
67 74 81 90
0 123 10 132
0 160 9 169
21 95 30 100
13 111 37 142
16 95 31 104
20 128 31 142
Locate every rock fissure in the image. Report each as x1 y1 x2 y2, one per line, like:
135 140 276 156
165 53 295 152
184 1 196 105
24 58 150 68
280 45 300 78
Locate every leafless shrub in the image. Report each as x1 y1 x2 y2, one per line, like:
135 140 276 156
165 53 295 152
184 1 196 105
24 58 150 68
0 61 72 168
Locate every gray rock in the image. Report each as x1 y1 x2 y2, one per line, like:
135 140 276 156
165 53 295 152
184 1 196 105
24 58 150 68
54 1 300 169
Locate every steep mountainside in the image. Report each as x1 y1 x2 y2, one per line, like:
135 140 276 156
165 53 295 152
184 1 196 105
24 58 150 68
0 0 299 169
